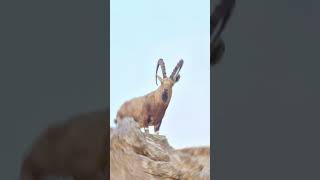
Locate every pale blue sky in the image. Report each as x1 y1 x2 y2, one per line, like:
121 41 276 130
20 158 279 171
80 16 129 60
110 0 210 149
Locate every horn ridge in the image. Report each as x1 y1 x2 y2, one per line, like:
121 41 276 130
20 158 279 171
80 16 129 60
156 58 167 85
170 59 184 79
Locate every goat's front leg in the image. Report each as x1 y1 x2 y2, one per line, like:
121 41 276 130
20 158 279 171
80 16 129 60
143 116 151 134
154 121 162 135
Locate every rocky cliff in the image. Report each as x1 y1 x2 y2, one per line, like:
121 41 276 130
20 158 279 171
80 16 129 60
110 118 210 180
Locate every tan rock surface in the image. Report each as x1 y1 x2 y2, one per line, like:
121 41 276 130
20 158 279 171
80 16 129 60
110 118 210 180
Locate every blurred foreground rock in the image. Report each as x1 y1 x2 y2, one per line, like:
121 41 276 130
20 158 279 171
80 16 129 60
110 118 210 180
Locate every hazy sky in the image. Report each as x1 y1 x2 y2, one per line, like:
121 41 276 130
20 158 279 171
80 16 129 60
110 0 210 148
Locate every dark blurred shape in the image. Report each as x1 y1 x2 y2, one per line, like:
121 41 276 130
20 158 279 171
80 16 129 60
211 0 235 66
0 0 108 178
20 109 108 180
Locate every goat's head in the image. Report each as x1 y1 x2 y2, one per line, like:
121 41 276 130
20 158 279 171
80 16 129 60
155 58 184 103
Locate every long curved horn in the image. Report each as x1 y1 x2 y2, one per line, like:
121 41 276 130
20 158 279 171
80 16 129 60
170 59 184 80
156 58 167 85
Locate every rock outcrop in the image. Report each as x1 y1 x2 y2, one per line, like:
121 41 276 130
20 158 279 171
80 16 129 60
110 118 210 180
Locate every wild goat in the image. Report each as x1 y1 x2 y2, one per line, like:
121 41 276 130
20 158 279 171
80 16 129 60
20 109 108 180
115 58 183 134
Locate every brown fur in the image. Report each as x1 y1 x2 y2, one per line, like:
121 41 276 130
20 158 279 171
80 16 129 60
20 110 108 180
115 59 183 133
116 78 175 133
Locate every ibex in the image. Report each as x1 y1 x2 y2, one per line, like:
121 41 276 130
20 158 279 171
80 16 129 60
211 0 235 66
20 109 108 180
115 58 183 134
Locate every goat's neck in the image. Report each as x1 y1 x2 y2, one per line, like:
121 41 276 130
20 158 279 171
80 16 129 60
155 85 172 105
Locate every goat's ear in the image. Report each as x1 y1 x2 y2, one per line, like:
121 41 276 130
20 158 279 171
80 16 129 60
174 74 180 83
157 75 163 84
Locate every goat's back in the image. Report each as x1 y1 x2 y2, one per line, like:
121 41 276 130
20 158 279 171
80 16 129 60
116 96 148 125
